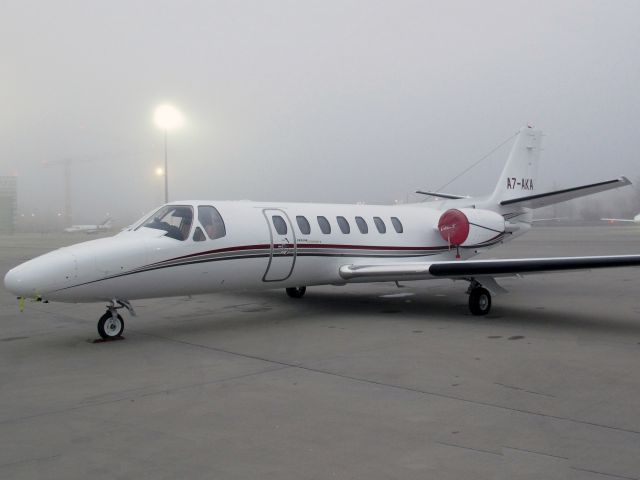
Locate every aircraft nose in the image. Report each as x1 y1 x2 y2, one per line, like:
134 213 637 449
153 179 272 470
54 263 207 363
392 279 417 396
4 252 77 298
4 267 22 296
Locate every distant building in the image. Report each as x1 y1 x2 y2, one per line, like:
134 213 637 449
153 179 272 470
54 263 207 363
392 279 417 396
0 176 17 234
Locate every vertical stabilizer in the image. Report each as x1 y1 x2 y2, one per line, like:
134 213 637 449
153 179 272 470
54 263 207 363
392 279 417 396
490 126 542 204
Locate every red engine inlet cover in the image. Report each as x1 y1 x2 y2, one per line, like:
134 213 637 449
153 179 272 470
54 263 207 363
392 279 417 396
438 209 470 245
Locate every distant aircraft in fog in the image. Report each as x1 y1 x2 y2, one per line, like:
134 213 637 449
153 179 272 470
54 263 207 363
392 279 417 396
601 214 640 224
64 217 113 234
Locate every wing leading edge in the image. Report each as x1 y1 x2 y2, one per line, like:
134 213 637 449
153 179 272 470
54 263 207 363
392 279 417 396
339 254 640 281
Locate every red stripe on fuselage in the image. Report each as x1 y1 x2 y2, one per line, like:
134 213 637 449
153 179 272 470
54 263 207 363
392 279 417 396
153 242 449 266
149 244 271 265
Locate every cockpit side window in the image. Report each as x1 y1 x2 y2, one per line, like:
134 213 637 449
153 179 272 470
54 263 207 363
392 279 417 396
137 205 194 241
198 205 226 240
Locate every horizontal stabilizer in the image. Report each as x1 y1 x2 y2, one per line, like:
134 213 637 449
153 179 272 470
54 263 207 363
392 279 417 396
500 177 631 209
415 190 467 200
339 254 640 281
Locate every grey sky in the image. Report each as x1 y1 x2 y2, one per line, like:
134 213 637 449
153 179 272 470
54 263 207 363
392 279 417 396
2 0 639 224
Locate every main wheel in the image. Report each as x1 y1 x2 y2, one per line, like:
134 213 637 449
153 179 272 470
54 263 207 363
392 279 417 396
286 286 306 298
97 311 125 339
469 287 491 316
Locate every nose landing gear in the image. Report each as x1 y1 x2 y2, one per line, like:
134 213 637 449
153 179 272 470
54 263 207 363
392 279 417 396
98 310 124 339
467 279 492 316
97 300 136 340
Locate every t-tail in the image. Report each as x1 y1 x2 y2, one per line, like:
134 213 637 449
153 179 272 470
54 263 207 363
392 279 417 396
488 126 542 207
485 126 630 212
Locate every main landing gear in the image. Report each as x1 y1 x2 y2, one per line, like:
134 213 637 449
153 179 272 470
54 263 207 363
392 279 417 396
286 286 306 299
467 280 491 316
97 300 136 340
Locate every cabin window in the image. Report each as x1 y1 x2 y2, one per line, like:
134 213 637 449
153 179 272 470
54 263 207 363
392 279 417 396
391 217 403 233
317 216 331 234
193 227 206 242
373 216 386 233
138 205 193 241
199 205 226 239
272 215 288 235
337 216 350 234
296 216 311 235
355 216 368 234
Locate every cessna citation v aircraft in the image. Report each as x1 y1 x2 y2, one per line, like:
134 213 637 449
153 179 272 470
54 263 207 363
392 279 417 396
5 127 640 339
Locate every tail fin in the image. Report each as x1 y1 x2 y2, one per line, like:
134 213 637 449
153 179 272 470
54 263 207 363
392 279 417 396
490 126 542 204
487 127 630 210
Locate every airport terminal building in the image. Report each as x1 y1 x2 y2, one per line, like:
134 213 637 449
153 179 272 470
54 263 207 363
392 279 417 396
0 176 17 235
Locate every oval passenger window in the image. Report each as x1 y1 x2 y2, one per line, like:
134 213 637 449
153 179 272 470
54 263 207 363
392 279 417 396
296 216 311 235
337 216 350 234
272 215 288 235
317 216 331 234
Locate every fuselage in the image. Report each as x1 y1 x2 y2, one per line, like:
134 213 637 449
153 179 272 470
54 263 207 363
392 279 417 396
4 199 530 303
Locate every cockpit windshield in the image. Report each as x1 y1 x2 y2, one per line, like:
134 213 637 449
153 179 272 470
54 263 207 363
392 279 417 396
137 205 193 240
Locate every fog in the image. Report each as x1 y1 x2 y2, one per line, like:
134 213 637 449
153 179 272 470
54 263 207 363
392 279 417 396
2 0 639 228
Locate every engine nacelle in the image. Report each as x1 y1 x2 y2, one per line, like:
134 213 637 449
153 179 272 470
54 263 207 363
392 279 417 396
437 208 505 247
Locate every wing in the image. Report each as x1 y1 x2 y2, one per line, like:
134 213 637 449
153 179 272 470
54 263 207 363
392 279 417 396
601 218 635 222
500 177 631 209
339 255 640 282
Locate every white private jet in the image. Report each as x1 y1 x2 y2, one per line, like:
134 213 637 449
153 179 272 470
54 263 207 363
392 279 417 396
601 214 640 224
5 127 640 340
64 217 113 234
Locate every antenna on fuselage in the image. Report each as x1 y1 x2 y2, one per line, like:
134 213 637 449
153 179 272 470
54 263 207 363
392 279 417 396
416 130 518 202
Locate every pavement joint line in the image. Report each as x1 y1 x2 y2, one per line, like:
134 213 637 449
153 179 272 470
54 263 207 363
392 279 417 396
569 466 639 480
502 445 568 460
434 444 636 480
78 364 287 405
137 330 640 437
434 441 501 456
0 454 62 470
0 364 290 426
494 382 556 398
134 365 290 400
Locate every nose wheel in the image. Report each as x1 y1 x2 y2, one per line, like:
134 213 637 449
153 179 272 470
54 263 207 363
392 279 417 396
97 310 124 339
96 300 135 340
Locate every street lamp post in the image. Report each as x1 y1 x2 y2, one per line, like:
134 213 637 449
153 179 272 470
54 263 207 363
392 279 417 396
163 130 168 203
153 104 184 204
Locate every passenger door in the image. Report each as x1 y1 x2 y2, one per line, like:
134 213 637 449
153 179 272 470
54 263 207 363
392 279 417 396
262 209 296 282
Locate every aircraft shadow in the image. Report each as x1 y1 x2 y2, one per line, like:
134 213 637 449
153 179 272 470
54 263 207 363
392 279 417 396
129 288 640 342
